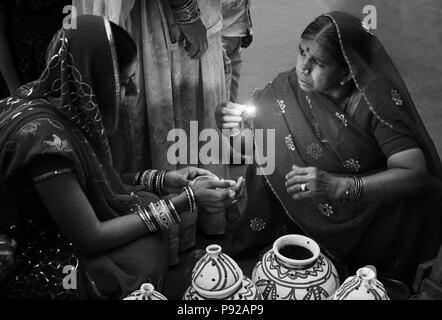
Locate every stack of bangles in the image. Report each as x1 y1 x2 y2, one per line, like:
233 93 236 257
132 199 180 233
183 186 197 215
344 176 364 201
132 170 168 197
171 0 201 25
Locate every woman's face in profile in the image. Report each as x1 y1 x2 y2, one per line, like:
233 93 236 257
296 39 344 94
120 59 138 107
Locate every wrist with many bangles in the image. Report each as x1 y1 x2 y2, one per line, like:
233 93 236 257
131 182 198 233
342 175 364 201
131 199 181 233
170 0 201 25
132 170 168 196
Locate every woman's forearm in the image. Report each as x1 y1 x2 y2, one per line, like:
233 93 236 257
338 168 427 202
34 173 191 256
171 192 191 213
336 149 428 202
34 173 150 256
92 193 190 254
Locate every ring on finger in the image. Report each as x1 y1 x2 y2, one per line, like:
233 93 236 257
300 183 307 192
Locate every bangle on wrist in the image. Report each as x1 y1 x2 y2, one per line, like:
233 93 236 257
166 199 180 223
132 205 157 233
159 170 169 196
140 170 169 196
170 0 193 10
183 186 196 215
172 0 201 25
344 176 364 201
150 201 172 231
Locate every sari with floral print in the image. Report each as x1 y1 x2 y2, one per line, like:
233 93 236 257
227 12 442 284
0 16 166 299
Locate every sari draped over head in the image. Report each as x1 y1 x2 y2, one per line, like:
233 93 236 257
0 16 166 299
228 11 442 283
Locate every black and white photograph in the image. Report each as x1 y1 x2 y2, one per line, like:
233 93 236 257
0 0 441 308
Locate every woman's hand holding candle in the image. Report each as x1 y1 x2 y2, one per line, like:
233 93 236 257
215 102 255 131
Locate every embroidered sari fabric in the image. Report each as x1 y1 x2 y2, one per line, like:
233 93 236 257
227 12 442 284
0 16 166 299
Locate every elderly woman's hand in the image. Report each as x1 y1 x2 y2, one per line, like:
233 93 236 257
285 165 346 201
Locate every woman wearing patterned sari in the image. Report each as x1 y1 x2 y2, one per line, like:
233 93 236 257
0 15 240 299
217 11 442 285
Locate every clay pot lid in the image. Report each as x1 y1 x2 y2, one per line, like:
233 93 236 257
191 244 244 299
333 265 390 300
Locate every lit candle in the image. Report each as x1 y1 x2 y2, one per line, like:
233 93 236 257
244 105 256 119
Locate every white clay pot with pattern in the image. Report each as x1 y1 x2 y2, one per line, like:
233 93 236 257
183 244 261 300
332 266 389 300
252 234 340 300
123 283 167 300
183 275 262 300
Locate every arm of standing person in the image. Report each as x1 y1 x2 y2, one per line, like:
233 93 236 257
169 0 208 59
241 0 253 49
0 5 21 94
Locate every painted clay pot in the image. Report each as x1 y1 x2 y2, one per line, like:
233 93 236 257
183 276 262 300
252 234 340 300
123 283 167 300
183 244 261 300
333 266 390 300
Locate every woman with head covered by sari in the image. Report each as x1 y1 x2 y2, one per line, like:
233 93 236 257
0 15 242 299
217 11 442 285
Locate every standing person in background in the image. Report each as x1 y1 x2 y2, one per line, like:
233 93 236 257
73 0 230 260
0 0 71 98
221 0 253 102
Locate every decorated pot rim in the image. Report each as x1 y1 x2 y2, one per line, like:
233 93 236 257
273 234 320 266
356 266 376 280
140 283 155 296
